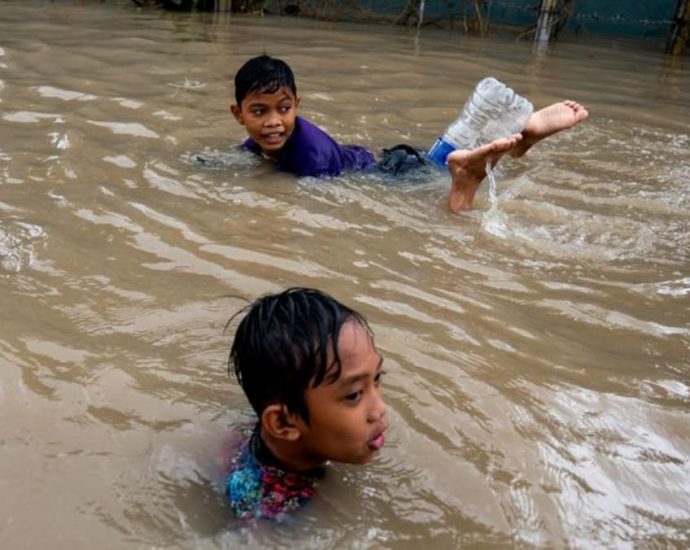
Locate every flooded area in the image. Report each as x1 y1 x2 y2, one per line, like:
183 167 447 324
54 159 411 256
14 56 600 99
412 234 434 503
1 1 689 547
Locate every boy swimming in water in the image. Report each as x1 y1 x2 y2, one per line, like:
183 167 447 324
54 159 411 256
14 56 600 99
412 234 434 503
231 55 588 213
226 287 387 520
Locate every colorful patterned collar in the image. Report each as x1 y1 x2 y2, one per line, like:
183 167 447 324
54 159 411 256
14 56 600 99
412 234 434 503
226 424 324 520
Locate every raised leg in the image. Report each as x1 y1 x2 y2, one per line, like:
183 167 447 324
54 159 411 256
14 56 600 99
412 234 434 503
511 100 589 158
446 134 522 212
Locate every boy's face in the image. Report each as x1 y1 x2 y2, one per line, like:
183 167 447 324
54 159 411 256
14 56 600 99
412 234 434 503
231 86 299 155
296 321 388 465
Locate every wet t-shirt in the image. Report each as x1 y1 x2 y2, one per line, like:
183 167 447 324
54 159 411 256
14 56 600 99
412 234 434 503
241 116 376 177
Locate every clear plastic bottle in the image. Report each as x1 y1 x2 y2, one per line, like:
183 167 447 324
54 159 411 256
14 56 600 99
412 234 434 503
427 77 534 166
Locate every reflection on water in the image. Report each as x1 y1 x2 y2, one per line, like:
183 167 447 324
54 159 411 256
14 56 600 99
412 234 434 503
1 1 689 547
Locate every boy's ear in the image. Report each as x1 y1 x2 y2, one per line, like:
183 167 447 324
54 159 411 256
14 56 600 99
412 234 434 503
260 404 302 442
230 103 244 125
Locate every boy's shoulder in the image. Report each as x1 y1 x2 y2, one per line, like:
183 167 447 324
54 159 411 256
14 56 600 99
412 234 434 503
225 424 323 520
289 116 340 151
284 117 376 177
275 116 346 177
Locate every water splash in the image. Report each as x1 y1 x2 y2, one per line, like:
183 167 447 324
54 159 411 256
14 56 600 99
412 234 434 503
168 78 206 90
481 160 509 237
487 160 498 209
180 147 261 171
0 221 46 272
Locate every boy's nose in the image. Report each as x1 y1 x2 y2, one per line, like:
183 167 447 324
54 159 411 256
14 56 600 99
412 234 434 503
265 111 281 127
368 390 387 423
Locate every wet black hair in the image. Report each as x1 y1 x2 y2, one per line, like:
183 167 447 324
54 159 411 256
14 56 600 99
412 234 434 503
228 287 371 424
233 55 297 106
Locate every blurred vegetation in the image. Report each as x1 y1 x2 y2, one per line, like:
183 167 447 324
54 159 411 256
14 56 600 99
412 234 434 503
129 0 492 32
131 0 280 13
129 0 689 55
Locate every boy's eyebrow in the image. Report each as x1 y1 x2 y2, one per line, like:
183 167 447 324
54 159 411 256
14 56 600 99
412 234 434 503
243 94 293 108
338 356 383 387
245 99 268 107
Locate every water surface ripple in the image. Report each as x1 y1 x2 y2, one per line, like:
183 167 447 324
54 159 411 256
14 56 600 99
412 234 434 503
0 1 688 548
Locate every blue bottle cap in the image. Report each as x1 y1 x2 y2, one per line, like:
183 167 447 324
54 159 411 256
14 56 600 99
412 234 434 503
427 138 456 166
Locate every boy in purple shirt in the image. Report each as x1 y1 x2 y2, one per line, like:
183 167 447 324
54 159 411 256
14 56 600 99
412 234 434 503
231 55 379 178
230 55 588 212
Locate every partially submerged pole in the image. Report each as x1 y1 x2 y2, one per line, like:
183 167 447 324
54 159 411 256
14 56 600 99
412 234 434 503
667 0 690 55
535 0 559 43
417 0 425 29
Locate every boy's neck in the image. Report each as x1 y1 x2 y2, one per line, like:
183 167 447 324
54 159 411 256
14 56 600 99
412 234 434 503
257 426 325 472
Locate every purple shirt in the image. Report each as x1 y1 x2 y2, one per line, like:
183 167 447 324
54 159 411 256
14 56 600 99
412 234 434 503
242 116 376 177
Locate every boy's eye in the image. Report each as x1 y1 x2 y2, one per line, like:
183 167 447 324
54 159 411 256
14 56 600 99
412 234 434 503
278 105 292 114
345 390 363 403
250 108 265 116
374 369 386 384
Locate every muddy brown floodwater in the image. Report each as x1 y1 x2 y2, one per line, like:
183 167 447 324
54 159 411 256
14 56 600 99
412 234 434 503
1 1 688 548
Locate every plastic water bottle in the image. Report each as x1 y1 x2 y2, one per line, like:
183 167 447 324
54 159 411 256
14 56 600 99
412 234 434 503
427 77 534 166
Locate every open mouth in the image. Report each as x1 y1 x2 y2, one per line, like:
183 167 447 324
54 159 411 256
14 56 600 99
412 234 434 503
368 428 386 451
262 132 284 145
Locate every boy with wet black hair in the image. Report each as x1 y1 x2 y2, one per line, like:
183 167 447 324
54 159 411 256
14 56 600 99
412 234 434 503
226 287 388 520
230 54 588 212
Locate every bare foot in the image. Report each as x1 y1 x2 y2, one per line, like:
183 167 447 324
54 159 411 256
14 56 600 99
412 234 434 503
446 134 522 212
511 100 588 158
